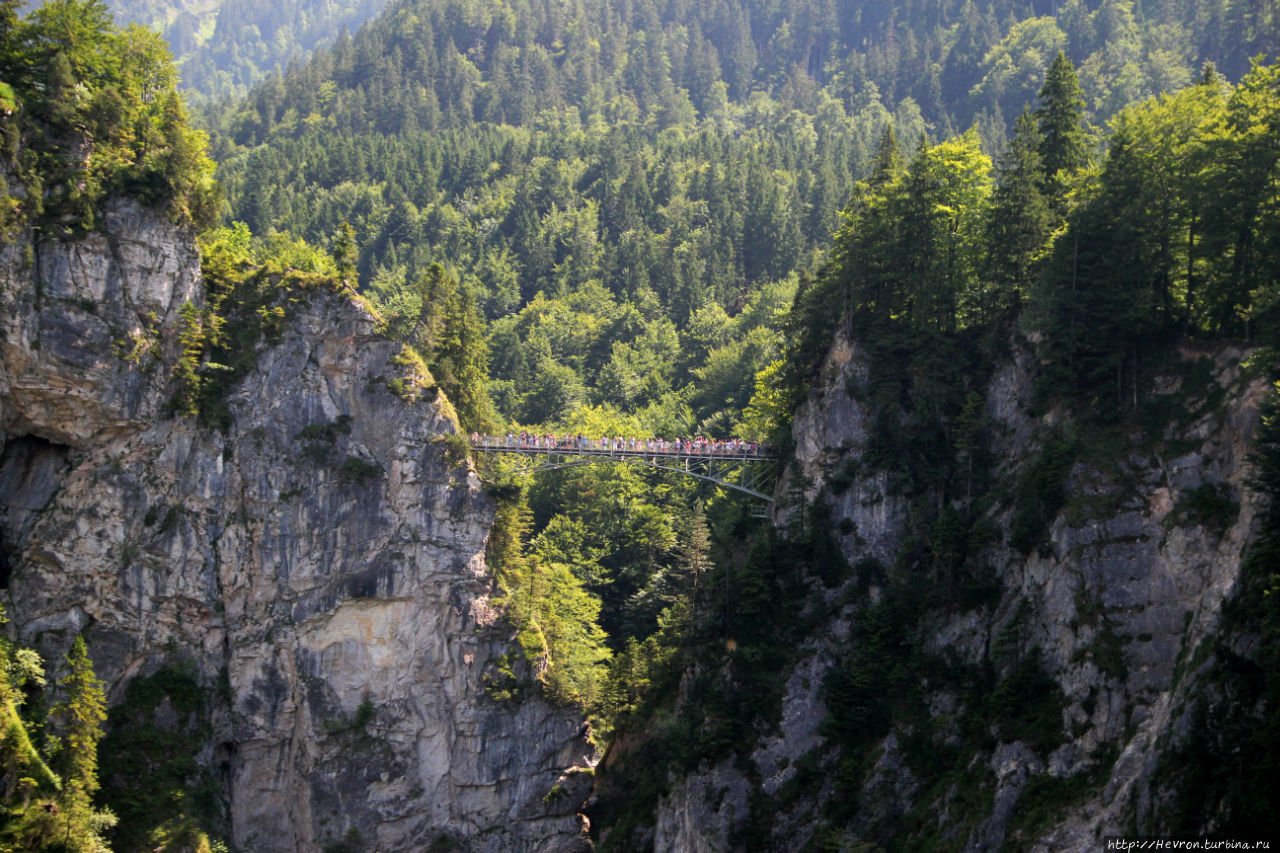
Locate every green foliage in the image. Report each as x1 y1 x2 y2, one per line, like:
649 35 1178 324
525 443 702 644
47 637 115 853
828 131 994 333
988 649 1067 753
97 662 227 853
373 264 496 430
438 433 470 465
1168 482 1239 536
0 611 60 840
1008 432 1077 555
106 0 391 103
297 415 353 444
172 301 207 418
985 107 1053 312
1035 51 1090 208
337 456 382 484
203 0 1262 451
1026 62 1280 402
487 491 611 708
1002 749 1117 850
0 1 219 230
180 223 347 428
590 513 835 843
822 597 916 750
0 630 118 853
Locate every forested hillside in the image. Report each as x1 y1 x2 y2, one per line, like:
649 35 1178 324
104 0 393 100
582 55 1280 846
209 0 1275 442
0 0 218 231
4 0 1280 847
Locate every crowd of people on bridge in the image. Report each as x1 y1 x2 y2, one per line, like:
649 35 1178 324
469 432 769 457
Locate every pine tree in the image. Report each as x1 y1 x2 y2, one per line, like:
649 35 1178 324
488 491 533 590
433 277 497 432
49 637 114 853
333 221 359 283
984 106 1052 319
409 262 455 356
0 0 25 84
1034 50 1089 210
867 124 903 189
43 51 78 130
674 502 711 595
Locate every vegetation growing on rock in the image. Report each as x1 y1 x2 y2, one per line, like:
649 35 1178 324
0 0 218 232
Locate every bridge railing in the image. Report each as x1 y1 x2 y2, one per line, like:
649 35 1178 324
468 434 776 462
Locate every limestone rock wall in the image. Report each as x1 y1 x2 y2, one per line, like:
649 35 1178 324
0 203 591 853
654 329 1265 852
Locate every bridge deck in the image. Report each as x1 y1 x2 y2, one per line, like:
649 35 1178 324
469 438 778 503
471 443 776 463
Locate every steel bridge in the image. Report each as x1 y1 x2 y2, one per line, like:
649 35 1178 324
469 437 778 506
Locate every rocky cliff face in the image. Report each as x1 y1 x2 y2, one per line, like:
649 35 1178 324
651 330 1265 851
0 202 592 852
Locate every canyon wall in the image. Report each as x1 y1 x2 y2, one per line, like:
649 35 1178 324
652 330 1264 851
0 201 592 852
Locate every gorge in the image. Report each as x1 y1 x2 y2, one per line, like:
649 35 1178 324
1 0 1278 849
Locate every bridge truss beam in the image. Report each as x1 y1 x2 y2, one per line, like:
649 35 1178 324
471 444 778 504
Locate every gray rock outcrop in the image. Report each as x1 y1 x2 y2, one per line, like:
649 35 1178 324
654 329 1265 851
0 201 592 852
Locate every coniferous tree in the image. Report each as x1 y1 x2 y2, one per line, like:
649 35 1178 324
984 106 1052 319
1034 50 1089 210
433 277 497 431
43 51 78 130
410 262 456 356
868 124 903 188
49 637 114 853
333 221 359 283
0 0 25 82
675 502 711 595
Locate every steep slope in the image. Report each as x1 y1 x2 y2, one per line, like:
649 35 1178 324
0 198 593 851
589 60 1280 851
610 329 1265 851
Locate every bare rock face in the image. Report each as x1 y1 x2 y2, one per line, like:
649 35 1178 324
0 203 592 852
655 329 1266 851
653 761 751 852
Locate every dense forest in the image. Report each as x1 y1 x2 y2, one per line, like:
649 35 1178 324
587 56 1280 845
206 0 1276 439
104 0 393 101
0 0 217 232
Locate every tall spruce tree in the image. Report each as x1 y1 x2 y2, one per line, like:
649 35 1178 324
50 637 114 853
868 124 903 189
1035 50 1089 210
0 0 24 83
985 106 1052 319
433 275 497 432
